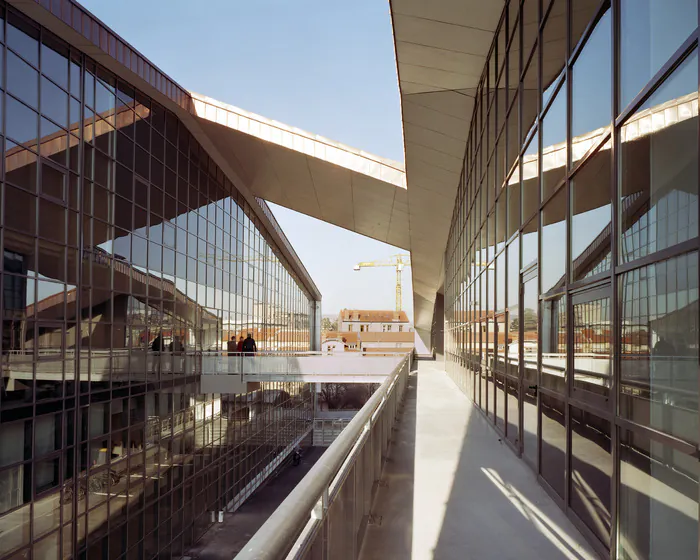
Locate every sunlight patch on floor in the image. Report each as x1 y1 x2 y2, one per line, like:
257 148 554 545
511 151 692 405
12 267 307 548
482 467 597 560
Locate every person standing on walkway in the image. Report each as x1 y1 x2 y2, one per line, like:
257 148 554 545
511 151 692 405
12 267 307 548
237 335 245 353
242 332 257 356
227 335 237 357
151 332 162 374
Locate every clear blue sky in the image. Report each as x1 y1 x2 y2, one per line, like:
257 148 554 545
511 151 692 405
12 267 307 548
80 0 410 319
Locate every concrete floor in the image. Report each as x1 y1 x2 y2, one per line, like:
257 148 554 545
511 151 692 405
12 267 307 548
185 447 324 560
359 361 599 560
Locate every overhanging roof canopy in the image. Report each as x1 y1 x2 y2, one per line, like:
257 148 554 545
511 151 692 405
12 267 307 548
189 0 506 338
391 0 504 335
191 94 411 251
9 0 508 340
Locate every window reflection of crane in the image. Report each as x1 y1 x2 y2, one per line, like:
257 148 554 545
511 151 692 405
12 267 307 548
353 254 411 313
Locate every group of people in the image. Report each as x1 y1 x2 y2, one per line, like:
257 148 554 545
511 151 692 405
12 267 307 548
148 333 257 356
149 335 183 353
228 333 258 356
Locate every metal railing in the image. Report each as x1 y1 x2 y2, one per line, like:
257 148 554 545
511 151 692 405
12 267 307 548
2 350 409 381
235 353 412 560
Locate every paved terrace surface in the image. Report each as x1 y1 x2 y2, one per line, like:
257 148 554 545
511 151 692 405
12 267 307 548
359 361 599 560
186 448 324 560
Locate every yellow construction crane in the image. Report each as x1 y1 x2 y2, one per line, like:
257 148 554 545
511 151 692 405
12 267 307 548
354 254 411 313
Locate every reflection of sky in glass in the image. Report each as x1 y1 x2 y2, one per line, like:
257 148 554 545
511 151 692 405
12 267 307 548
620 0 698 110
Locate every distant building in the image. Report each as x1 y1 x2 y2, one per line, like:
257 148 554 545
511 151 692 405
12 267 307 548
325 310 415 353
322 332 359 352
339 309 411 333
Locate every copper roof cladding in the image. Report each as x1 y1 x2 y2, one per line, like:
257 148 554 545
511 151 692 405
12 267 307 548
339 309 410 323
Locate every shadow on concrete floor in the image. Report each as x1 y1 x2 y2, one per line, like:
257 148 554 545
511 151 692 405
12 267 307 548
185 447 324 560
359 361 598 560
357 367 418 559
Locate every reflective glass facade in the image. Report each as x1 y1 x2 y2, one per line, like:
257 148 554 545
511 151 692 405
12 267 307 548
0 5 316 559
445 0 699 557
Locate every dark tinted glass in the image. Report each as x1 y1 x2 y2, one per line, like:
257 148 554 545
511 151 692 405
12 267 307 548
7 16 38 65
618 429 698 559
570 408 611 548
540 393 565 497
7 51 38 108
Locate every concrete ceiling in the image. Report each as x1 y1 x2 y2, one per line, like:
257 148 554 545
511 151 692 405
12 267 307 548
190 94 411 252
391 0 504 338
190 1 507 341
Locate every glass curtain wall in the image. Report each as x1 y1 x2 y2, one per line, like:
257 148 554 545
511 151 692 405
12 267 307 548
0 4 315 559
445 0 699 557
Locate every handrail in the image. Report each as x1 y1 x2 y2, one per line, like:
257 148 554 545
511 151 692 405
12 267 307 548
235 353 411 559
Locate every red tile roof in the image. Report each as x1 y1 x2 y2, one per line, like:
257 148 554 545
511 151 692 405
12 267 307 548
340 309 409 323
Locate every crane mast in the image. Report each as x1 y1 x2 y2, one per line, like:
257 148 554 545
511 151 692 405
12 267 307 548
353 254 411 313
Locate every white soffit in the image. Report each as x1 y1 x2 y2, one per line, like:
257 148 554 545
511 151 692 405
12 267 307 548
391 0 505 335
191 93 411 250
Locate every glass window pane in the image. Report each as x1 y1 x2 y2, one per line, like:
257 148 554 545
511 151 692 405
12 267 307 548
506 377 519 446
618 429 698 559
541 82 566 200
507 238 520 370
506 97 519 174
619 50 698 264
541 294 566 392
541 0 566 101
571 145 611 281
41 76 68 129
573 293 611 398
41 41 69 91
620 251 699 443
572 9 612 141
541 188 566 293
522 47 538 143
507 168 520 239
522 0 538 65
522 131 539 221
7 51 39 108
522 275 538 387
571 1 605 54
8 17 39 66
620 0 697 111
523 379 538 465
6 98 39 146
522 217 538 271
540 393 565 497
570 408 611 548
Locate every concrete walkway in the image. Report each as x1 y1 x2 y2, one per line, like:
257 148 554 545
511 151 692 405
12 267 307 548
359 361 599 560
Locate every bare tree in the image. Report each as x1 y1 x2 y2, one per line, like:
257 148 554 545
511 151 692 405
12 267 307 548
319 383 348 409
319 383 379 410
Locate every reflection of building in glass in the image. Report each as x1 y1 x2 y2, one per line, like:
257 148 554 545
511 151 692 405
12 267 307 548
443 1 700 557
0 4 321 559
